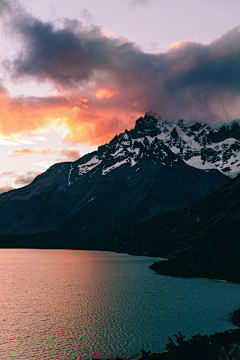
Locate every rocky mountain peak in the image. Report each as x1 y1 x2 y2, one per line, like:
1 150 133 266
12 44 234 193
84 114 240 178
132 112 160 138
124 114 240 177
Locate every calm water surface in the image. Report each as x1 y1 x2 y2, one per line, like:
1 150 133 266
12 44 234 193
0 249 240 359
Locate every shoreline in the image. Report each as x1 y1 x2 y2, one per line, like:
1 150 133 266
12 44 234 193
1 247 239 286
193 276 236 284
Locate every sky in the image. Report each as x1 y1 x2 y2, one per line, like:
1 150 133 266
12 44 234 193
0 0 240 193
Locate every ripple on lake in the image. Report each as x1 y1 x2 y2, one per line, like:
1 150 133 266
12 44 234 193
0 249 240 359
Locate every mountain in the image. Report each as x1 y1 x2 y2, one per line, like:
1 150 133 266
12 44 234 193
135 112 240 178
111 172 240 282
0 113 228 237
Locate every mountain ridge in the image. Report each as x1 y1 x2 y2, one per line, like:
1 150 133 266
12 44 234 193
0 113 228 236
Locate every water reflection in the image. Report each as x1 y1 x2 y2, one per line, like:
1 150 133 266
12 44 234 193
0 249 240 359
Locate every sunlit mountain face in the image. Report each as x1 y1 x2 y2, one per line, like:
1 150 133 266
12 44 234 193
0 113 228 239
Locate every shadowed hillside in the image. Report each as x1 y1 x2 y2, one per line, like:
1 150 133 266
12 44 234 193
111 174 240 282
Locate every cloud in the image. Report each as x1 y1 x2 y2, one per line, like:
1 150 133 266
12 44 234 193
0 4 240 147
130 0 152 6
81 9 93 24
7 148 32 156
0 185 13 194
0 138 20 145
10 18 120 88
0 83 9 95
0 0 13 16
33 147 54 155
6 146 80 161
0 169 41 193
0 171 17 178
0 171 16 194
0 86 71 136
14 171 41 186
59 148 80 160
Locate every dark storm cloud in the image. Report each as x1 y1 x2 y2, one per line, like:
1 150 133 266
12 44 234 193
4 5 164 89
160 29 240 120
2 2 240 123
166 31 240 93
11 15 142 88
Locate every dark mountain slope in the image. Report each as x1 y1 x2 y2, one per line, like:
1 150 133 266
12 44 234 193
111 174 240 282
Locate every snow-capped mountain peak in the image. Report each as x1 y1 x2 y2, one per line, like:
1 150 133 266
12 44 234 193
68 113 240 183
132 113 240 177
0 112 229 237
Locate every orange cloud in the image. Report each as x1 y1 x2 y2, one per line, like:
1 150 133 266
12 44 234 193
0 90 70 137
0 87 141 146
6 146 80 162
33 148 48 155
59 148 80 160
60 104 142 145
94 87 118 100
33 147 54 155
100 28 114 38
7 148 32 156
1 18 240 147
169 40 192 51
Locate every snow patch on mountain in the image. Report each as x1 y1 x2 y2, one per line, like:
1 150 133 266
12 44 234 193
102 159 129 175
135 116 240 177
78 156 102 176
68 164 73 185
69 113 240 182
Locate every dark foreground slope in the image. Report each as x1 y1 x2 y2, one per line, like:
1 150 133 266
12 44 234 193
111 173 240 282
0 115 227 238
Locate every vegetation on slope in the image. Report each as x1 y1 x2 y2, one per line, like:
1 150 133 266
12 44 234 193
111 173 240 283
94 329 240 360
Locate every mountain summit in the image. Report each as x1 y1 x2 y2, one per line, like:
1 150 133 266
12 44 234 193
133 113 240 178
0 113 228 238
68 111 240 182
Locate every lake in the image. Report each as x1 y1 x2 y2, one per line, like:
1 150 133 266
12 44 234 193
0 249 240 359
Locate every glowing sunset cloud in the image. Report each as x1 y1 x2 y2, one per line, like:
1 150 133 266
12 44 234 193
0 2 239 145
169 40 192 50
7 147 80 160
33 148 52 155
8 149 32 156
95 87 118 100
0 0 240 147
0 0 240 192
